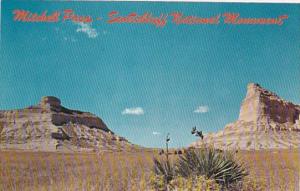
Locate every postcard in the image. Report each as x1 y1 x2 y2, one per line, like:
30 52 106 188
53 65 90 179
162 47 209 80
1 0 299 190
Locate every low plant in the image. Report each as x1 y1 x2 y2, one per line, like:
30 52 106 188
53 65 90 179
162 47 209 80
149 173 168 191
170 176 221 191
152 158 176 189
151 147 249 190
225 176 267 191
176 147 248 188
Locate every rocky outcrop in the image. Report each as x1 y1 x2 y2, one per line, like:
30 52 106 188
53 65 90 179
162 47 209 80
0 96 136 152
192 83 300 150
239 83 300 125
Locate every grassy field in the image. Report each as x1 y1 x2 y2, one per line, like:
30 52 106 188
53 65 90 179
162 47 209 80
0 149 299 191
238 149 300 191
0 150 156 191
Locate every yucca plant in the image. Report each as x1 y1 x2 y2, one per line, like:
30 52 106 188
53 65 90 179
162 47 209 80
176 147 248 188
153 157 175 184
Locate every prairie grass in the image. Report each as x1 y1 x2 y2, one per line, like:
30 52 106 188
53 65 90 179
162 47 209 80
0 149 299 191
0 150 155 191
237 149 300 191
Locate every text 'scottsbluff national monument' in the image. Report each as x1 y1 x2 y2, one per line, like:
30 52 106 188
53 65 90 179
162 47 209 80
0 96 136 152
192 83 300 150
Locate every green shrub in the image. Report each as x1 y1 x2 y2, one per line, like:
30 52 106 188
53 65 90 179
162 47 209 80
153 158 176 185
176 147 248 188
151 147 249 190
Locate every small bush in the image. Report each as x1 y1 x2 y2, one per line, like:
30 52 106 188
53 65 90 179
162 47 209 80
176 147 248 188
153 158 176 184
151 147 249 190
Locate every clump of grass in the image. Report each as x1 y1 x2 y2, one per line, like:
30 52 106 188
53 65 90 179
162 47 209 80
150 173 221 191
176 147 248 187
225 176 267 191
170 175 221 191
151 147 248 190
153 158 175 184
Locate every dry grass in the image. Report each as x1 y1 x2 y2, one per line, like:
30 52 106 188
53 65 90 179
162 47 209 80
0 150 156 191
0 149 299 191
238 149 300 191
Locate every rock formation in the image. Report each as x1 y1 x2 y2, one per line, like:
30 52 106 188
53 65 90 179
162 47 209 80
192 83 300 150
0 96 137 152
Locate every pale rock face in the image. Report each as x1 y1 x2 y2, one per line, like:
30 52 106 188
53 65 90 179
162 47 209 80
239 83 300 124
0 97 136 152
40 96 61 107
192 83 300 150
239 83 262 123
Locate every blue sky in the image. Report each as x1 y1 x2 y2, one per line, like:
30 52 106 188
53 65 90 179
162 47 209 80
1 1 299 148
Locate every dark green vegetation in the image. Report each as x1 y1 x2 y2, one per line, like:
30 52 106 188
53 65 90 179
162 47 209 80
152 147 248 190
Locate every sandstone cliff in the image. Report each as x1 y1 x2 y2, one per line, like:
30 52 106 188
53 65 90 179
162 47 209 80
192 83 300 150
0 96 136 152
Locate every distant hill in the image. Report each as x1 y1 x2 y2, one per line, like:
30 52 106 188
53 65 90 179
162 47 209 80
192 83 300 150
0 96 139 152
